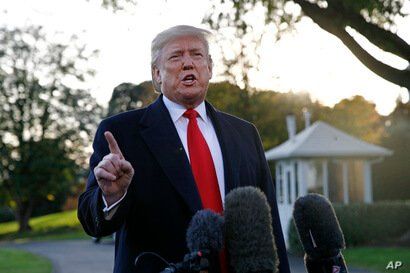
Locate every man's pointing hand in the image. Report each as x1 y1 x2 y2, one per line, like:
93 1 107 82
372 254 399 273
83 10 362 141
94 131 134 206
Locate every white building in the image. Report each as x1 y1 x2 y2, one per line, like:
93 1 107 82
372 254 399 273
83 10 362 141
265 116 393 245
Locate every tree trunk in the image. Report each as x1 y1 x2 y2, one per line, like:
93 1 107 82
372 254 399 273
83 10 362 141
16 201 34 233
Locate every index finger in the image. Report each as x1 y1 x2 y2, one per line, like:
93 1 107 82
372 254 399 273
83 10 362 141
104 131 124 159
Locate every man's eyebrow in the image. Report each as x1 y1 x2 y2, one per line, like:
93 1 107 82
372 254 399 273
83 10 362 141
168 49 183 55
189 48 204 53
168 47 204 54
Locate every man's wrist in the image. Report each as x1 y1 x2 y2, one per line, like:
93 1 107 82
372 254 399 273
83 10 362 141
103 191 126 207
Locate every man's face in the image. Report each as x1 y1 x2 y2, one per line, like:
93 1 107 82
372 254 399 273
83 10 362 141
153 35 213 108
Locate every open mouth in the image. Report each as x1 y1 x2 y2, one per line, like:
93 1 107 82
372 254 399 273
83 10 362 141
182 74 197 85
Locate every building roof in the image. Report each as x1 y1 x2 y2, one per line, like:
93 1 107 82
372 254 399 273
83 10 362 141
265 121 393 160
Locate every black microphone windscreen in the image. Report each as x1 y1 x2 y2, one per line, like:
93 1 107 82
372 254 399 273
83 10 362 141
293 193 345 259
186 209 224 253
225 186 278 273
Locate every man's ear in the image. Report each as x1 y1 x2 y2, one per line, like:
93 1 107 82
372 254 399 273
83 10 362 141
152 66 162 93
152 66 161 84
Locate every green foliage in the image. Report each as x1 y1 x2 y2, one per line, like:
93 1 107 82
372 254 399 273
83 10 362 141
334 201 410 246
11 138 76 215
107 81 158 117
0 206 14 223
0 248 52 273
207 82 318 149
209 84 382 151
0 25 103 231
288 201 410 254
318 95 384 144
374 101 410 201
337 0 405 26
287 219 304 255
207 82 252 120
250 90 315 149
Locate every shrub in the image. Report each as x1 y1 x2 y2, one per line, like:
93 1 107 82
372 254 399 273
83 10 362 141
287 219 304 255
288 201 410 253
334 201 410 246
0 206 15 223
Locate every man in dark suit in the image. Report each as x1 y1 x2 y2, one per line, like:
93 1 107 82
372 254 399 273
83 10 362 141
77 25 290 273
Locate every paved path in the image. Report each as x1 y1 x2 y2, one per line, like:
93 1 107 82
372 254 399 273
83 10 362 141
2 240 376 273
2 240 114 273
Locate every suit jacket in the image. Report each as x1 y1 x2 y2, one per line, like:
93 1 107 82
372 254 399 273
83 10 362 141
78 95 290 273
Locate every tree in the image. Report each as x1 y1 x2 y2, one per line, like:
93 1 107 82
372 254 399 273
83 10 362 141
204 0 410 91
107 81 158 117
207 82 252 120
317 95 384 144
250 90 316 149
374 100 410 200
0 26 103 232
207 82 317 149
3 139 77 230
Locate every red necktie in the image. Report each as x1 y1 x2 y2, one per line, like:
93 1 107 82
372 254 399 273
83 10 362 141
183 109 223 212
183 109 229 273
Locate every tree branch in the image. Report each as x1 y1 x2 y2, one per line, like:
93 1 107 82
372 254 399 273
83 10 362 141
293 0 410 90
327 2 410 61
336 28 410 90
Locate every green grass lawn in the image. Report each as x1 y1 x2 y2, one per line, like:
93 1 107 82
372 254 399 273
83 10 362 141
0 210 88 242
344 247 410 273
0 248 52 273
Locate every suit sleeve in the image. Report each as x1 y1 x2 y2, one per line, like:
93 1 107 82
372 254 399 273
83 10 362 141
251 125 291 273
77 120 133 237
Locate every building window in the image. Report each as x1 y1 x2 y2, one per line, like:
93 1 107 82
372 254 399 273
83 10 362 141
287 171 292 204
294 162 299 198
278 164 283 204
306 160 324 194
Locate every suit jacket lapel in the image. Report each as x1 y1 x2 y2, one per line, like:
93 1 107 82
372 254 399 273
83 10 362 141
205 101 241 195
139 95 202 214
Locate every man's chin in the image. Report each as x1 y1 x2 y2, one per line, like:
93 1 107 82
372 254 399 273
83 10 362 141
177 90 206 108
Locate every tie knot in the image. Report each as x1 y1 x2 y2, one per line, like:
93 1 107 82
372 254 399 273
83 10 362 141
183 109 198 120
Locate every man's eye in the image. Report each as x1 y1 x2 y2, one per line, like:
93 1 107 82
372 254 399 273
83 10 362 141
169 55 179 60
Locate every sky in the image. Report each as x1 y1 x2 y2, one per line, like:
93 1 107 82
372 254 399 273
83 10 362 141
1 0 409 115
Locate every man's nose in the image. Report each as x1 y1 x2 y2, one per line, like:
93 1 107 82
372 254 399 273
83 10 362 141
182 55 194 70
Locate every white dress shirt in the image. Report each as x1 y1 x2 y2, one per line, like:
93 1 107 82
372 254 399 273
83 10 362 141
102 95 225 217
162 95 225 200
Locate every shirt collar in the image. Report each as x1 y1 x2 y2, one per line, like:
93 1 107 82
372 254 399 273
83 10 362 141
162 95 208 124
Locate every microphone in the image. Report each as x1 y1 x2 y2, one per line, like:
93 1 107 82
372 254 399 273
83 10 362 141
186 209 225 254
161 209 224 273
225 186 278 273
293 193 349 273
